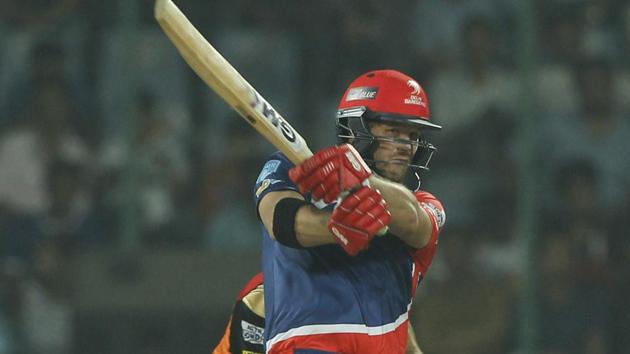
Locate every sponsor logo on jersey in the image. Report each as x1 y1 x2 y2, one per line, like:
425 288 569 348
256 179 271 198
330 226 349 245
421 202 446 228
256 160 281 183
241 320 264 345
256 179 282 198
346 86 378 101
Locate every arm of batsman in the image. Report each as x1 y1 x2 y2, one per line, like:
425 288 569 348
327 186 391 256
289 144 372 203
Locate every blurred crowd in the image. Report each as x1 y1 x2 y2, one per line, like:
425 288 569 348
0 0 629 353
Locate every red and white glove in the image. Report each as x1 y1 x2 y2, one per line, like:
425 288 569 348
289 144 372 203
327 186 391 256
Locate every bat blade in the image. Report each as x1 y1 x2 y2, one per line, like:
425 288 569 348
154 0 313 164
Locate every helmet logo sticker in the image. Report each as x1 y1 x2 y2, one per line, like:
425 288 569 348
407 80 421 95
405 80 426 107
346 86 378 101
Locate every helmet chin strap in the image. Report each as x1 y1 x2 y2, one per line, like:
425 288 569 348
412 171 422 192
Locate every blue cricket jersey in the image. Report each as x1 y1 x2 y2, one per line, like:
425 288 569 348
253 152 443 354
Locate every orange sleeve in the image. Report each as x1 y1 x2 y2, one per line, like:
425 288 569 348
212 317 233 354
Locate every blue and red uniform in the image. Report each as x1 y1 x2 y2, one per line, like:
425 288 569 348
254 152 444 354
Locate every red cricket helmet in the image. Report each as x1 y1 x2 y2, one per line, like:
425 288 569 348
337 69 441 129
336 69 441 187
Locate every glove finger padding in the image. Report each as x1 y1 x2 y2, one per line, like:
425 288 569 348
366 209 391 237
289 146 338 186
341 194 380 225
289 144 371 202
322 173 341 203
298 160 337 195
333 186 375 220
311 172 341 203
328 186 391 256
298 146 338 175
355 203 390 230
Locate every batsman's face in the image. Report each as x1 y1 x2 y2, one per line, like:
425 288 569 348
369 122 422 182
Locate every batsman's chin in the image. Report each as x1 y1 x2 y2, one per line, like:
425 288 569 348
382 165 408 182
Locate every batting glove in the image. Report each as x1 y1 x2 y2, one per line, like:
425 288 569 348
327 186 391 256
289 144 372 203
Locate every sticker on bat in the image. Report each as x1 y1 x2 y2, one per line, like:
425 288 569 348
248 88 297 143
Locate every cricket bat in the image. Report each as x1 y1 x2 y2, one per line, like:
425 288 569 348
154 0 313 164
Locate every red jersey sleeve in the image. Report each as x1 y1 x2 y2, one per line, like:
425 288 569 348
237 272 264 300
410 191 445 295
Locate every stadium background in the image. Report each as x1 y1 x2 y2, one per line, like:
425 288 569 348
0 0 629 353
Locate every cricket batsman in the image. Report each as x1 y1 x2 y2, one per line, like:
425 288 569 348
253 70 445 353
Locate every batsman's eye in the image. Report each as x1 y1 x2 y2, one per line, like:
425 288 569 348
381 128 399 138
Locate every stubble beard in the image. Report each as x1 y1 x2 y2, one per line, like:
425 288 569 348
375 161 408 183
